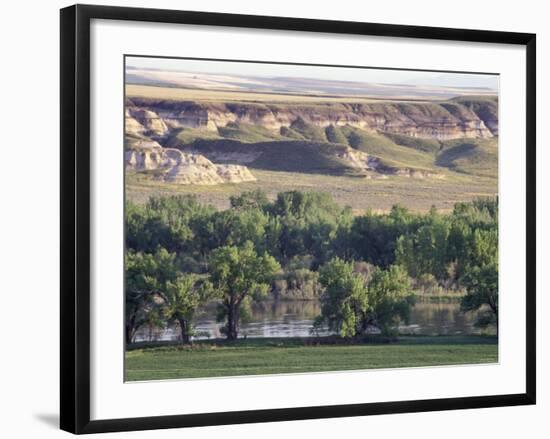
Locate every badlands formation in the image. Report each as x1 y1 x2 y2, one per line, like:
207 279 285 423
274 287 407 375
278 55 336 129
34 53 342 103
125 95 497 185
127 98 497 140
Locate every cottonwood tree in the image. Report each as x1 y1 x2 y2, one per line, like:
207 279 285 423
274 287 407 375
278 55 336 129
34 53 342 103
395 216 450 280
209 241 280 340
125 248 211 345
160 274 212 344
316 259 414 337
125 250 166 344
315 258 369 337
351 205 417 269
362 265 415 335
460 228 498 331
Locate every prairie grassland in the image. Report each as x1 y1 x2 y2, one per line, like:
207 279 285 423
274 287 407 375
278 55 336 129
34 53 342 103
126 169 497 213
126 84 434 105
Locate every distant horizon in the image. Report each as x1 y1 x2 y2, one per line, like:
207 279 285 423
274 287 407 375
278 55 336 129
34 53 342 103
126 56 499 93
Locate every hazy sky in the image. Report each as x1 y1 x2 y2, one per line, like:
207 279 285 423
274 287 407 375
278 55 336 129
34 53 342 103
126 56 498 90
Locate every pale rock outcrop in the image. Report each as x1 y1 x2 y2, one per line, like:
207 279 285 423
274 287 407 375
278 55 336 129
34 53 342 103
125 109 145 136
332 147 443 179
126 148 166 171
215 164 257 183
334 148 380 172
126 133 164 151
127 108 168 136
125 147 256 185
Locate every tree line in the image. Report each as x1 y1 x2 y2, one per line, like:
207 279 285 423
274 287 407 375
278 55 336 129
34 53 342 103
125 190 498 344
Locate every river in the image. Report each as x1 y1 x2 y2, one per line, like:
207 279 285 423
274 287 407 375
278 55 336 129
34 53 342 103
134 298 495 342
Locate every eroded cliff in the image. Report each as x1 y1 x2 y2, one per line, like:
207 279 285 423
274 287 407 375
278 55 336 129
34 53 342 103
126 96 498 141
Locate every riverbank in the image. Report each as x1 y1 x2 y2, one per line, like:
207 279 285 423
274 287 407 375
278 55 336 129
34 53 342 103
125 335 498 381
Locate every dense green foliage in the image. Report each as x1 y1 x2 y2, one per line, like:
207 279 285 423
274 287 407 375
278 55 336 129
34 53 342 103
209 242 281 339
396 199 498 327
315 260 414 336
316 258 370 337
126 191 498 341
125 248 212 343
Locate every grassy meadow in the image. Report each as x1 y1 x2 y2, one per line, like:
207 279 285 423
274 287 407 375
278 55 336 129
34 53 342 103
126 168 497 213
125 336 498 381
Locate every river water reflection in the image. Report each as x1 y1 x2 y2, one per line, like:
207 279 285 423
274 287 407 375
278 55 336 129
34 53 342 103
134 298 495 342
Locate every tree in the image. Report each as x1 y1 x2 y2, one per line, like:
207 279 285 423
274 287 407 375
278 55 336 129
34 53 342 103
395 215 450 280
459 228 498 330
229 189 269 211
351 205 417 268
125 248 211 345
453 197 498 227
207 208 268 252
125 196 215 257
160 274 212 343
125 250 167 344
125 288 161 344
316 260 414 337
209 241 281 340
316 258 369 337
265 191 351 266
363 265 415 335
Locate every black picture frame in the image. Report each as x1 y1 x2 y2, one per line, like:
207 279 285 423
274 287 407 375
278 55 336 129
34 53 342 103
60 4 536 434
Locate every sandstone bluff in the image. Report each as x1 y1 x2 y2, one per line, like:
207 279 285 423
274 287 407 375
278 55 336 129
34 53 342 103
127 97 497 140
125 96 497 185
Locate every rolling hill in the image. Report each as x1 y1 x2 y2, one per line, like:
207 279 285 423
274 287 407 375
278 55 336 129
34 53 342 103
158 118 497 179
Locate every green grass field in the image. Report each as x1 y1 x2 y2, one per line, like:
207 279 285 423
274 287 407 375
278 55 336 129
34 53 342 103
125 336 498 381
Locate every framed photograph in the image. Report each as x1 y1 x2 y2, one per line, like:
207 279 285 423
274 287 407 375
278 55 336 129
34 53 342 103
60 4 536 434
